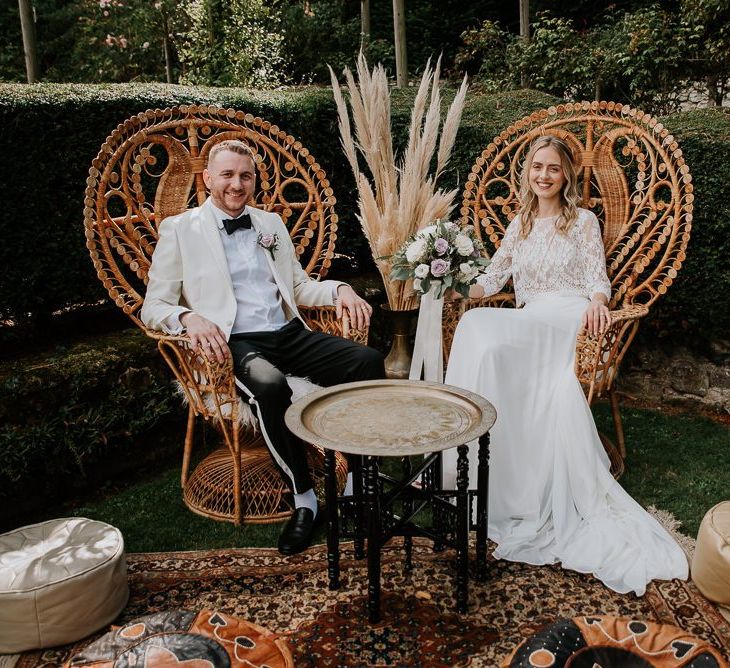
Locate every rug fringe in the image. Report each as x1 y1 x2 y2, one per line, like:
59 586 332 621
647 505 696 561
0 656 20 668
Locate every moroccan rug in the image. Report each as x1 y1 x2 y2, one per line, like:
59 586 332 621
16 538 730 667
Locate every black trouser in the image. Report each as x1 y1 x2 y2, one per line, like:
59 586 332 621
229 319 385 493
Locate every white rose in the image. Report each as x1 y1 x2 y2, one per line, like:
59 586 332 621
414 263 430 278
454 234 474 256
458 262 478 282
405 237 428 263
459 261 472 275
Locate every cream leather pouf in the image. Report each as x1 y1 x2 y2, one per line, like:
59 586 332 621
692 501 730 621
0 517 128 653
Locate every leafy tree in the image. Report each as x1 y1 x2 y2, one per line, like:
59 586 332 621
456 6 697 113
278 0 360 84
455 20 515 91
178 0 288 87
680 0 730 104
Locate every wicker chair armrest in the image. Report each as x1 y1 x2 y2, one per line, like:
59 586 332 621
298 305 369 345
575 303 649 401
143 328 239 425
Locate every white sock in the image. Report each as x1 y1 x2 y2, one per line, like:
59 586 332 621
343 471 354 496
293 488 318 517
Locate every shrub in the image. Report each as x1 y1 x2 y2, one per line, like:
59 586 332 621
648 108 730 342
0 83 554 335
0 83 726 341
0 329 181 525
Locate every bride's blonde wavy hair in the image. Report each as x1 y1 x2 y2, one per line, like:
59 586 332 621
518 135 580 239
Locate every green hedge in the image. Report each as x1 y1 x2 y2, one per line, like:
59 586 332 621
0 83 555 333
0 328 181 527
648 109 730 343
0 83 727 340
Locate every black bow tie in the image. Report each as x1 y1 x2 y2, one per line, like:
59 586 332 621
222 213 252 235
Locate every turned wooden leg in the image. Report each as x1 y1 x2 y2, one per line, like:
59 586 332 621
325 450 340 590
365 455 382 623
456 444 469 614
476 432 490 582
232 427 242 527
181 404 195 487
609 387 626 459
353 455 366 560
403 456 413 572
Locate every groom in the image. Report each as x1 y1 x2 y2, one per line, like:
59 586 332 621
141 139 384 554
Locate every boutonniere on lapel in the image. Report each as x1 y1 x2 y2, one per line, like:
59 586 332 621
257 233 279 259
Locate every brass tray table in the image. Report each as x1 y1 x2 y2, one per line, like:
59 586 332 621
285 379 496 622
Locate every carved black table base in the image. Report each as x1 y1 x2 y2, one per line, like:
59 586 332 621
285 380 496 624
325 433 491 622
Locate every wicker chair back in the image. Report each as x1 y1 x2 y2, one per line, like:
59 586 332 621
83 105 339 329
460 100 693 309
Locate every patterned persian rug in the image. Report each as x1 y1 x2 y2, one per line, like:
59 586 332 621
16 538 730 667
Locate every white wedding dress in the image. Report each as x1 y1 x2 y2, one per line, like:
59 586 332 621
442 209 688 595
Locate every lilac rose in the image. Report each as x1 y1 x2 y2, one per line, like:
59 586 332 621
430 258 450 277
434 237 449 255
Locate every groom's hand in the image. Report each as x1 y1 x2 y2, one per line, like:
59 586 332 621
181 312 230 364
336 284 372 330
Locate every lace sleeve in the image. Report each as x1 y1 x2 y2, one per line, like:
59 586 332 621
476 217 519 298
581 211 611 301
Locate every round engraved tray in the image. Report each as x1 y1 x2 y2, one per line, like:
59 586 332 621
285 379 496 456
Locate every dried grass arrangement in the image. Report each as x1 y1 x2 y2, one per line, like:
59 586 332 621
329 54 468 310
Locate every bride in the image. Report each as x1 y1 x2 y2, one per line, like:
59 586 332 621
441 135 688 595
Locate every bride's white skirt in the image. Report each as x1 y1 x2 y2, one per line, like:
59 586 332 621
442 294 688 595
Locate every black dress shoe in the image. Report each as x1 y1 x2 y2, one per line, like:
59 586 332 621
277 506 322 555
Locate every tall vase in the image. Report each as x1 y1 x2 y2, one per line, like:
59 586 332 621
381 305 418 379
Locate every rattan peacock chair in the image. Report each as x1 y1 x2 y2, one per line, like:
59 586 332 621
84 105 360 525
442 100 693 477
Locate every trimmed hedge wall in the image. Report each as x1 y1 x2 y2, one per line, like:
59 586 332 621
0 83 728 341
0 328 182 528
0 83 556 332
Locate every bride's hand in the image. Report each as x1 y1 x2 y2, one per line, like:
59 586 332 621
582 298 611 336
444 284 485 301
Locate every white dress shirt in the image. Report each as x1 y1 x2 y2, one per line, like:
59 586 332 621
212 203 289 333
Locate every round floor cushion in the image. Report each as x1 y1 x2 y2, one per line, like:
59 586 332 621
692 501 730 617
0 517 128 653
63 609 294 667
501 615 728 667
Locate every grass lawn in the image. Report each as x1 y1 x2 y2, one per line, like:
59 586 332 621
58 402 729 552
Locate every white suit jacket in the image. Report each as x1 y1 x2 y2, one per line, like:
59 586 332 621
140 199 342 339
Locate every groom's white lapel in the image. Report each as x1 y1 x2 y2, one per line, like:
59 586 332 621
199 199 233 291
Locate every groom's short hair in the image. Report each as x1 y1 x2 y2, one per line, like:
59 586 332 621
207 139 256 167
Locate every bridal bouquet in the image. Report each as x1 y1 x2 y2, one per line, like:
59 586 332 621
389 220 489 300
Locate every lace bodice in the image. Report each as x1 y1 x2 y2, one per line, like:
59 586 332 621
477 208 611 306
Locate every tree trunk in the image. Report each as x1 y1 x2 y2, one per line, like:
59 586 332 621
18 0 39 83
361 0 371 55
393 0 407 87
707 75 719 106
162 8 173 84
519 0 529 89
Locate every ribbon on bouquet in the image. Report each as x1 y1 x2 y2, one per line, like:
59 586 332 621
409 285 444 382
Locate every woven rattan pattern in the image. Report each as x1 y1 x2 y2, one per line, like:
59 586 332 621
443 100 693 471
83 105 362 524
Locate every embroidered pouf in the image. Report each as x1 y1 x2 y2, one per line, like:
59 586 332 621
0 517 128 653
501 615 728 667
692 501 730 621
63 609 294 667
